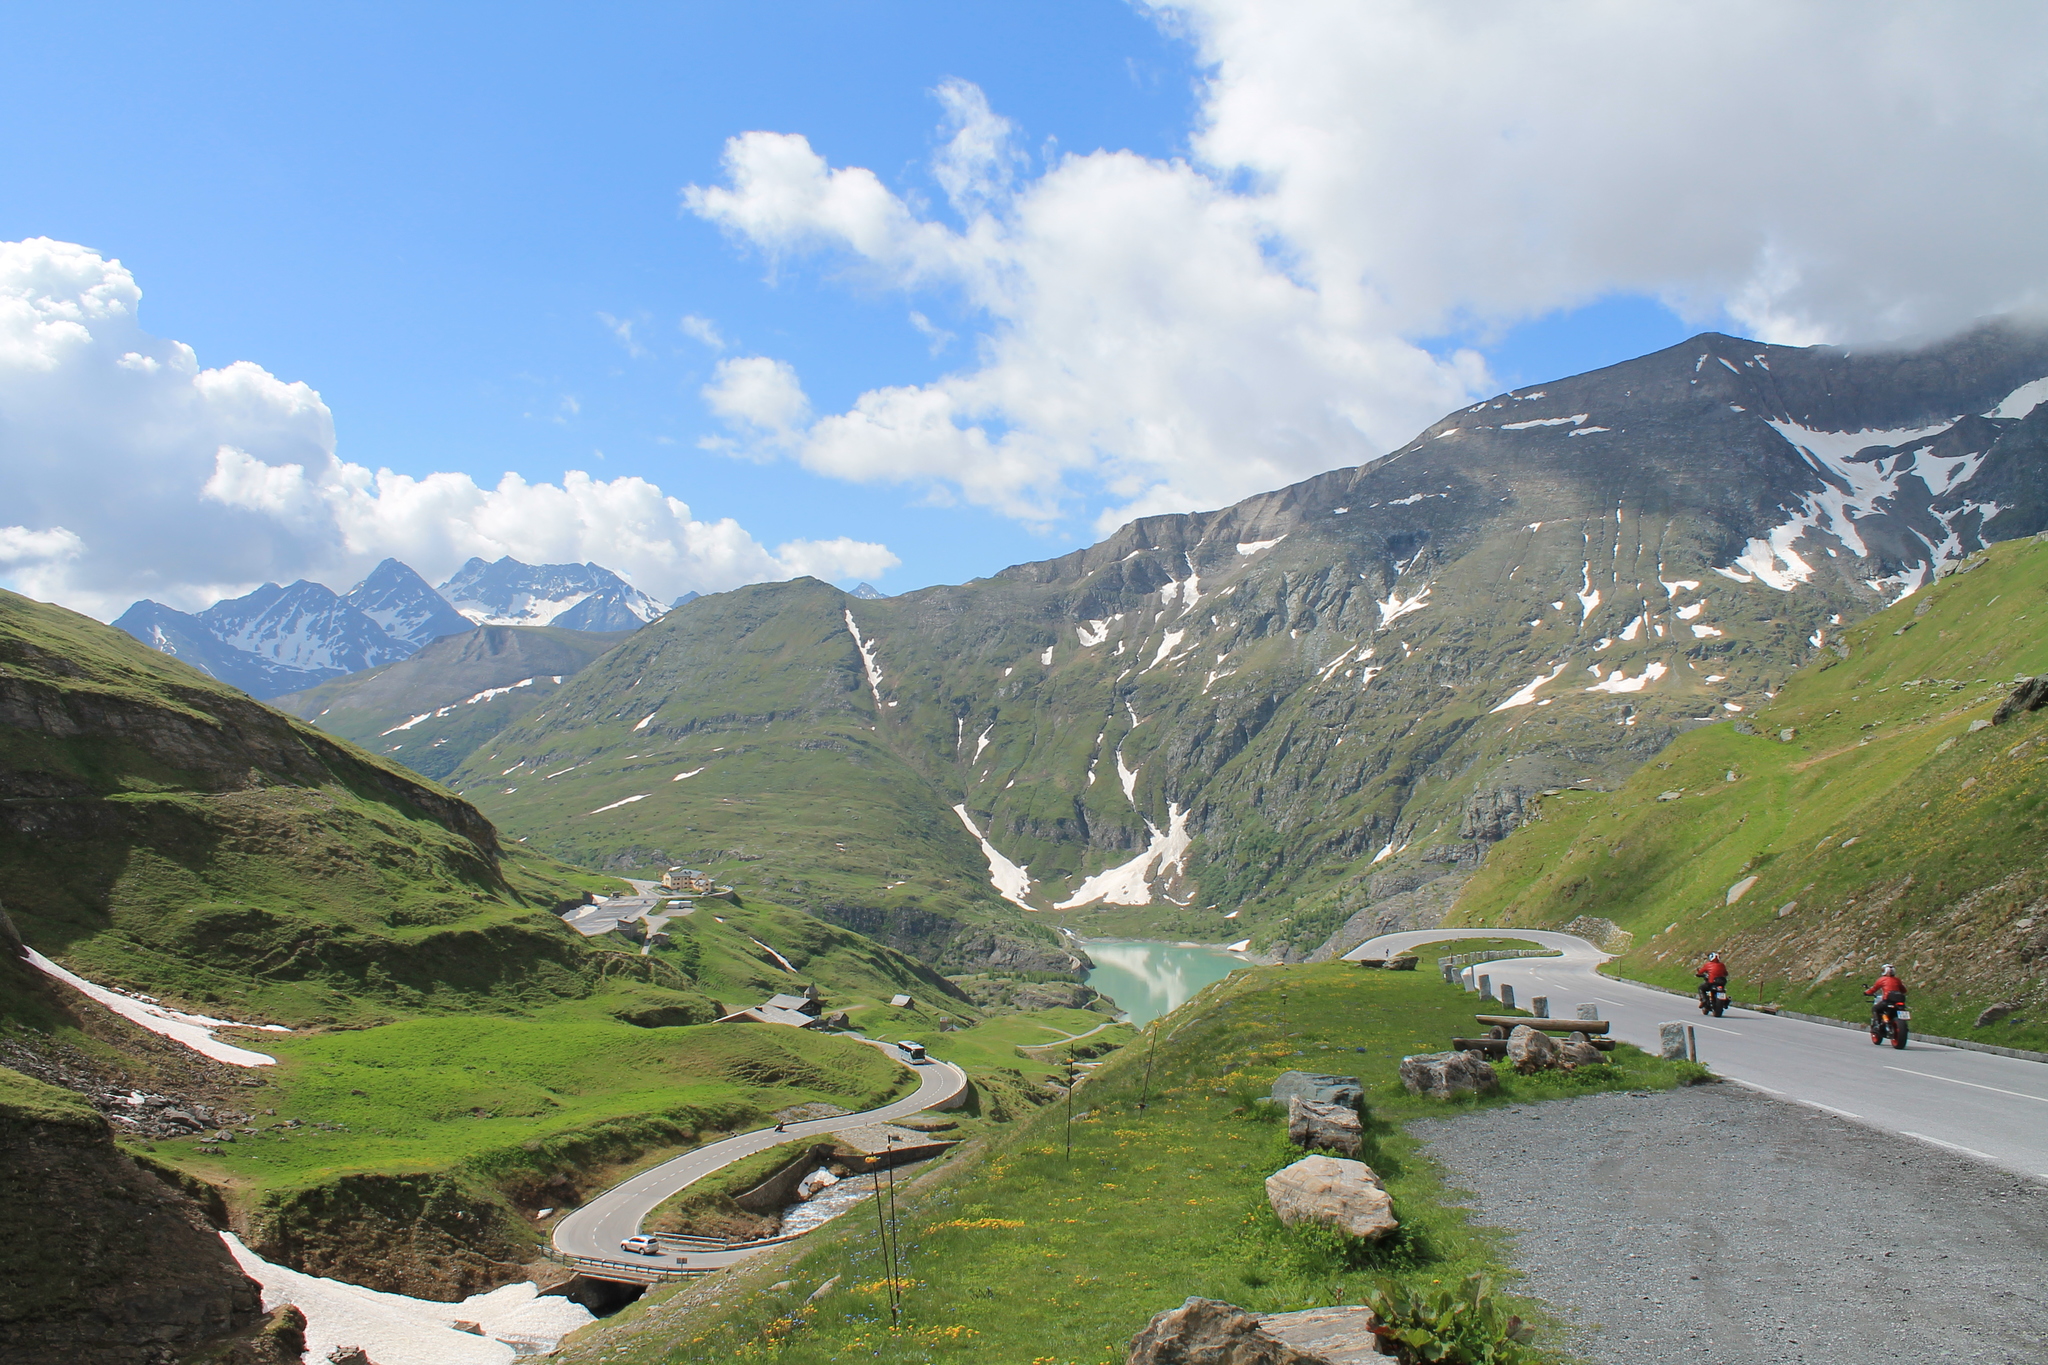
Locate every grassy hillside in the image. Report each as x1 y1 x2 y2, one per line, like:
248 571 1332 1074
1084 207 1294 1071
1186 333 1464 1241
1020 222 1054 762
1453 534 2048 1050
275 623 629 781
449 580 1078 973
0 589 645 1026
553 960 1703 1365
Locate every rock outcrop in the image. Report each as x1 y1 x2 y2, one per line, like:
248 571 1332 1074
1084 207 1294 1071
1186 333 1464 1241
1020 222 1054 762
1287 1096 1364 1157
0 1064 264 1365
1993 676 2048 725
1264 1155 1398 1241
1398 1050 1500 1099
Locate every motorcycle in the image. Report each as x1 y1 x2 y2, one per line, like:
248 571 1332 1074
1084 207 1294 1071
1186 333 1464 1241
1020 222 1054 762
1696 979 1730 1018
1869 992 1910 1049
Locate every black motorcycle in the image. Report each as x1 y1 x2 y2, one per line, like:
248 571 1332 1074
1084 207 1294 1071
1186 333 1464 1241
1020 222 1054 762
1869 992 1910 1049
1696 978 1730 1018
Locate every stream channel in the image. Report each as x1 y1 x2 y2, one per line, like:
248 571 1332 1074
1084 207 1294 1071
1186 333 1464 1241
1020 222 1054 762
1079 939 1251 1026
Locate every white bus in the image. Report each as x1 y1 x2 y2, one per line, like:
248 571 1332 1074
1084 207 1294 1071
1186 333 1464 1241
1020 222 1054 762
896 1039 927 1062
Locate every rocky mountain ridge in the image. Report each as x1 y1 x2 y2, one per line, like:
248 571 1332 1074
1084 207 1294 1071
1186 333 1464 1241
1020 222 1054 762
113 554 668 699
450 318 2048 963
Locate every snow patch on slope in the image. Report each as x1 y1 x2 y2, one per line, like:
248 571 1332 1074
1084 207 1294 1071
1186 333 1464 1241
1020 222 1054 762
225 1233 592 1364
1054 804 1192 909
1490 662 1567 712
952 804 1034 909
843 610 886 708
25 950 289 1066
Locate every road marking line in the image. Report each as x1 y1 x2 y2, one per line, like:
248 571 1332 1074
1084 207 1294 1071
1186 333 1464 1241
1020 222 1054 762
1690 1023 1744 1035
1807 1102 1862 1119
1734 1080 1785 1096
1883 1066 2048 1104
1900 1131 1998 1162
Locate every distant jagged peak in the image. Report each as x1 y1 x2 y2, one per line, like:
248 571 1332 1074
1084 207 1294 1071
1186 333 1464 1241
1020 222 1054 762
849 582 888 599
436 555 667 631
342 557 472 650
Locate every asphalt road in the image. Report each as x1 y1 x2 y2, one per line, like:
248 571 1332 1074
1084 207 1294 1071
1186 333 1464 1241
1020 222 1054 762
1347 929 2048 1185
551 1042 967 1274
1412 1085 2048 1364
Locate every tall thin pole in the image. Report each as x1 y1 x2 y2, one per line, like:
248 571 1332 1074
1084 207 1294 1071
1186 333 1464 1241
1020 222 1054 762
1064 1058 1076 1161
883 1132 901 1325
868 1153 895 1315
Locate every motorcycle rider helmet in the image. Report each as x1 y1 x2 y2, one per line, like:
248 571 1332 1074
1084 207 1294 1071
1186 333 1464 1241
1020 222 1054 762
1882 963 1895 974
1707 952 1720 961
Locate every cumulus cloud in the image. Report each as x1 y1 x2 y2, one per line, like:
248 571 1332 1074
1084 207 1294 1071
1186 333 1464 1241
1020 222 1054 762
700 355 812 452
685 1 2048 530
0 238 896 619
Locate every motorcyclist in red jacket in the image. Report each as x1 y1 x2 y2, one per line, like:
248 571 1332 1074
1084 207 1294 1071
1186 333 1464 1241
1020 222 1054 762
1865 965 1906 1013
1694 953 1729 1012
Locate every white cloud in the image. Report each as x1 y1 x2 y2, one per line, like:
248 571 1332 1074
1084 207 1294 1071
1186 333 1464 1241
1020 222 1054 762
0 238 896 619
684 5 2048 530
597 311 647 358
700 354 812 452
679 314 727 350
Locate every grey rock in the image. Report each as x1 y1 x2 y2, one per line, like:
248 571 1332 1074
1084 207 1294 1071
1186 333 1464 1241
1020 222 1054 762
1398 1050 1499 1099
1658 1022 1689 1060
1576 1003 1601 1021
1973 1001 2021 1028
1270 1071 1363 1111
1559 1032 1605 1066
1505 1024 1558 1073
1265 1154 1398 1241
1969 718 1993 733
1287 1096 1364 1157
1125 1297 1327 1364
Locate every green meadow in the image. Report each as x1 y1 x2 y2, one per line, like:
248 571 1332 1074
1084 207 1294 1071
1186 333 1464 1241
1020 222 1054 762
558 960 1702 1365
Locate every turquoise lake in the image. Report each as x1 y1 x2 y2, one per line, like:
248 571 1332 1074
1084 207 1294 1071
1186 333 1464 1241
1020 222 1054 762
1080 939 1251 1026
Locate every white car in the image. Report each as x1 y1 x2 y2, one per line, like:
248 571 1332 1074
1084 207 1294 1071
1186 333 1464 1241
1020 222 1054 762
620 1234 661 1256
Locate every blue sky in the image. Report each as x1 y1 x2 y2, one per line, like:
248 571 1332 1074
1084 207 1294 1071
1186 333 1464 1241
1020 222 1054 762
3 3 2039 615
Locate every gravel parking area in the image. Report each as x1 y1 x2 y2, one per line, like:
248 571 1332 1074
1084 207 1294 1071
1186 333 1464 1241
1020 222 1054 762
1409 1083 2048 1364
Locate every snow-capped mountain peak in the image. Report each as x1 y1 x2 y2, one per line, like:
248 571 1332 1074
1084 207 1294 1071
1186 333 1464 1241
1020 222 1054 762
342 558 474 650
436 557 667 632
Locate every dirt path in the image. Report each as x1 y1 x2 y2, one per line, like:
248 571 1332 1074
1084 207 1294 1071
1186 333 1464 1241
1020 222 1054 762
1409 1084 2048 1364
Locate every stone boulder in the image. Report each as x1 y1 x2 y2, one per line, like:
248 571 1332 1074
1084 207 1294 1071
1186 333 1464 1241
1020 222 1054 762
1125 1297 1326 1364
1270 1071 1363 1111
1993 676 2048 725
1398 1050 1499 1099
1287 1096 1363 1157
1261 1306 1385 1363
1559 1032 1605 1066
1974 1001 2021 1027
1264 1155 1398 1241
1505 1025 1557 1074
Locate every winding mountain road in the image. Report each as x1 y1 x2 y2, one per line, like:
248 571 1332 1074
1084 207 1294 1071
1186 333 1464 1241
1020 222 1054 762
1348 929 2048 1184
551 1041 968 1276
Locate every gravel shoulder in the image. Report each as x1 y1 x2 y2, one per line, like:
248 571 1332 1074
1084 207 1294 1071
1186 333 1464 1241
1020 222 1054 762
1408 1083 2048 1365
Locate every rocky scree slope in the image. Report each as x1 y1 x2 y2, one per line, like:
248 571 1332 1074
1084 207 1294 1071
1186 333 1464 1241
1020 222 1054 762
1453 533 2048 1047
459 320 2048 964
273 622 630 781
0 588 646 1025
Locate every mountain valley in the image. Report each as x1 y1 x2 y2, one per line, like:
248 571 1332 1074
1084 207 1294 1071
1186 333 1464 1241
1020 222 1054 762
445 320 2048 975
